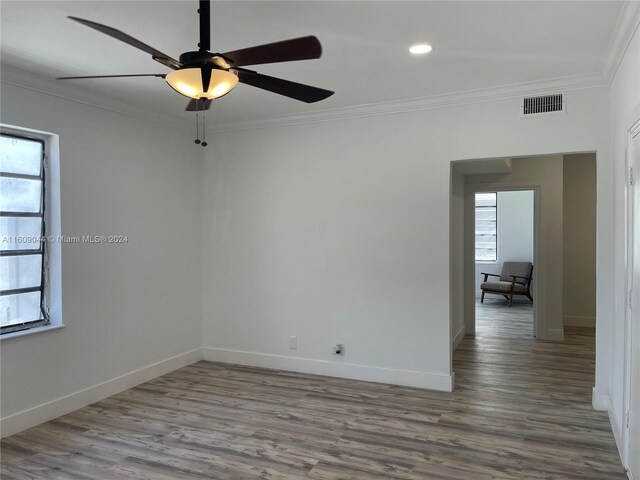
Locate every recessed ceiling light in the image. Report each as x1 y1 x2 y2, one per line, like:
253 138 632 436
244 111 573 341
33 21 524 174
409 43 433 55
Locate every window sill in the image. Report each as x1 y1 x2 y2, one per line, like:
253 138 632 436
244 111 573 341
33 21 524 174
1 323 65 341
476 261 499 265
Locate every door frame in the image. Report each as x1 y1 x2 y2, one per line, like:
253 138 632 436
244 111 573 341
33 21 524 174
463 184 540 338
623 118 640 470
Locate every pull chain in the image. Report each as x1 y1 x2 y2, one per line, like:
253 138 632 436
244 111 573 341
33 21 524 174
194 107 201 144
193 99 209 147
201 103 208 147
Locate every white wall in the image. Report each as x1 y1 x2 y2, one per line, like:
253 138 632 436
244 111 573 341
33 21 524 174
202 87 612 392
607 23 640 458
0 81 203 435
475 190 534 297
563 153 597 328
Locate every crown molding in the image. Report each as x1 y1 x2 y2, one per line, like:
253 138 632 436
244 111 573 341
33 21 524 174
602 0 640 85
207 72 606 133
0 64 191 133
0 39 615 137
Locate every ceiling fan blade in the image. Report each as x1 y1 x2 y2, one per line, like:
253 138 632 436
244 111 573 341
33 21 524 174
186 99 212 111
57 73 167 80
237 70 333 103
68 16 181 70
222 36 322 67
199 0 210 52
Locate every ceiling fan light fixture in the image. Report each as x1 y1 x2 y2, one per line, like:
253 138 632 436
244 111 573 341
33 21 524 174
166 67 238 99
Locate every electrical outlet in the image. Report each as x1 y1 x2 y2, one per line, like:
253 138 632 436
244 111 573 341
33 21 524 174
333 344 345 356
289 336 298 350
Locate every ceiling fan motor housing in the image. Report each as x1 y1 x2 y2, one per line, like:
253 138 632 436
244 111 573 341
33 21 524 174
178 51 232 70
166 51 238 100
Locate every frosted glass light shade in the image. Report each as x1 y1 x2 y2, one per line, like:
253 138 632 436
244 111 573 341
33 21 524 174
165 68 238 99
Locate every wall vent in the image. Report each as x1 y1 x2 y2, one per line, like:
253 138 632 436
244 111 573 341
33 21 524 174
520 93 565 116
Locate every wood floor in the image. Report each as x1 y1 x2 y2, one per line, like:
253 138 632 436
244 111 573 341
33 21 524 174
475 297 535 339
1 302 625 479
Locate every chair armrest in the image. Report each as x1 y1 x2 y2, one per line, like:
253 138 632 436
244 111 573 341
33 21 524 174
509 275 531 281
481 272 501 283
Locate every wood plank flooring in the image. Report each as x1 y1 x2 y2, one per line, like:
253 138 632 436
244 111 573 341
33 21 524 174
1 302 625 479
475 297 534 339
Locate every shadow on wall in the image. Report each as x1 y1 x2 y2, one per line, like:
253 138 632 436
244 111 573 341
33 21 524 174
562 153 596 328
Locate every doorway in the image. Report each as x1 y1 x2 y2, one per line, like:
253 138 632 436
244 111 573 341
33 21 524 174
450 153 597 354
474 189 536 339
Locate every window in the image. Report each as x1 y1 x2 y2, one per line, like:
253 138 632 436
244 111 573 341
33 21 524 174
475 192 497 262
0 133 49 334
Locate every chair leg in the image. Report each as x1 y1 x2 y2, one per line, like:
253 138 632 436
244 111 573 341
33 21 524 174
481 291 485 303
508 292 514 307
526 293 533 302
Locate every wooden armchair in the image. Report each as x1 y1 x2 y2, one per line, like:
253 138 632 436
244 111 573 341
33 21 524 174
480 261 533 307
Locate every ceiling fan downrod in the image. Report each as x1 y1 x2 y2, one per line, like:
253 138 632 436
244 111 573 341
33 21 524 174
198 0 210 52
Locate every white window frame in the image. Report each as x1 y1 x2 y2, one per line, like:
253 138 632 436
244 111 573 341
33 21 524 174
475 192 498 262
1 125 63 339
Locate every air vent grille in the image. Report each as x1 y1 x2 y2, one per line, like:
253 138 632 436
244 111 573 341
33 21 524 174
521 93 565 116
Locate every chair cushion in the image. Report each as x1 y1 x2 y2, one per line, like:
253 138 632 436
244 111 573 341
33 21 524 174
481 281 528 293
499 262 532 285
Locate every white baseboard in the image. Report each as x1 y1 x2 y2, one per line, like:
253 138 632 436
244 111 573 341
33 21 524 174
563 315 596 328
608 400 625 466
452 326 465 351
1 346 454 438
546 328 565 342
594 388 625 468
592 388 627 470
0 348 203 438
592 387 610 410
202 347 454 392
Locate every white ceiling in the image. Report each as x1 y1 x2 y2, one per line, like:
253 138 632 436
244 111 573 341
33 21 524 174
0 1 626 127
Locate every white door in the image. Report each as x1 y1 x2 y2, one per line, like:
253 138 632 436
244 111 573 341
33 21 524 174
627 127 640 478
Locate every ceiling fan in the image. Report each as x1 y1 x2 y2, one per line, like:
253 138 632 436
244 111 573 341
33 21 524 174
57 0 334 114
